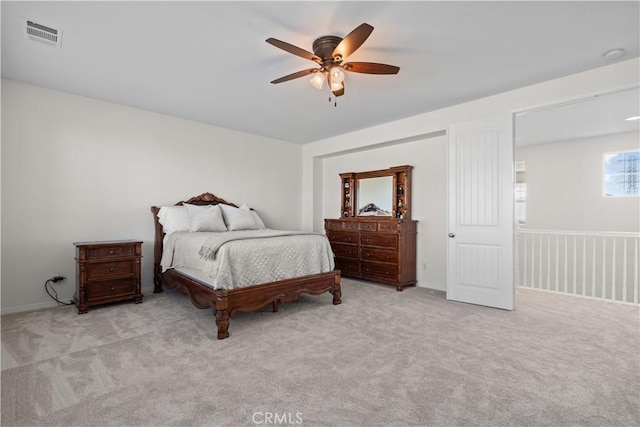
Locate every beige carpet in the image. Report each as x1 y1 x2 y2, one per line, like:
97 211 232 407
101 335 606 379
2 279 639 426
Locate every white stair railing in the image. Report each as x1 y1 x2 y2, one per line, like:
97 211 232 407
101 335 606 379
516 229 640 304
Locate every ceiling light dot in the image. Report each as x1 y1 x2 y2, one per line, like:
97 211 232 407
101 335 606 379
602 48 625 60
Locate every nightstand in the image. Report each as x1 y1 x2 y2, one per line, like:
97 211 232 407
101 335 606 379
74 240 143 314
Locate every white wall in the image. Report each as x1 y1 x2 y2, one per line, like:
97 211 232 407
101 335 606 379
1 80 302 313
516 131 640 232
322 135 448 290
303 59 639 292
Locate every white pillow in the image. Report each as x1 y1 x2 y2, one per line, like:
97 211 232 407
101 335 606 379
249 209 266 229
157 205 191 235
184 204 227 232
220 203 262 231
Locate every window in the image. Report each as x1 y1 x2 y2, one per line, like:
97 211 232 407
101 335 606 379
604 150 639 197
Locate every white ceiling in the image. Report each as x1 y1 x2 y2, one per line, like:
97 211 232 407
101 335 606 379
2 1 639 144
516 87 640 147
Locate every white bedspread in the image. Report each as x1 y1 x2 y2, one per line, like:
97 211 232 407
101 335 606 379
161 229 335 290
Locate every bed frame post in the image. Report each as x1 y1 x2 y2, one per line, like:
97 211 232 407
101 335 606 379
150 206 165 293
332 272 342 305
215 290 230 339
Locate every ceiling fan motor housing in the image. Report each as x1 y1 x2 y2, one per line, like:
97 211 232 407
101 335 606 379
312 35 343 61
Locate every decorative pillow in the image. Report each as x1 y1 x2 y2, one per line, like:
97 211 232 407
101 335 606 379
184 203 227 232
220 203 262 231
157 205 191 235
247 207 266 229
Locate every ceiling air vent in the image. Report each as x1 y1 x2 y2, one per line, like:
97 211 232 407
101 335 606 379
24 19 62 48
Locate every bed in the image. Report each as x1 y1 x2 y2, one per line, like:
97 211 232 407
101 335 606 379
151 192 341 339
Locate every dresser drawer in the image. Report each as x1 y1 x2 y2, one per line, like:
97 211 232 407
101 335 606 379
335 258 360 276
87 245 136 260
86 278 136 301
359 222 377 231
361 247 398 264
361 261 398 281
332 243 359 259
326 231 359 245
360 233 398 249
325 220 344 231
378 222 401 232
86 260 134 280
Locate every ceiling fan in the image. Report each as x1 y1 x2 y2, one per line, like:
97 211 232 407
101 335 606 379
266 23 400 98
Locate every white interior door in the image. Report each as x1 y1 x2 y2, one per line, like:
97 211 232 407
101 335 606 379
447 115 514 310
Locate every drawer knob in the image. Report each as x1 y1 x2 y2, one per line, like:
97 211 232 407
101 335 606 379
109 267 115 272
110 286 115 291
109 250 115 254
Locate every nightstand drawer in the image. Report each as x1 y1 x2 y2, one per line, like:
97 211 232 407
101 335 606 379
87 245 136 260
86 278 136 301
86 260 134 280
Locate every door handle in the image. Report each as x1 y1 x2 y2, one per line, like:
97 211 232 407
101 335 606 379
448 233 455 238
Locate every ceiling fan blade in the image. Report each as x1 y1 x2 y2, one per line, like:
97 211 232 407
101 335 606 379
270 68 319 84
343 62 400 75
266 38 322 63
332 23 374 60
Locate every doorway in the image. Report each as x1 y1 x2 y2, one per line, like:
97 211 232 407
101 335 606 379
514 87 640 304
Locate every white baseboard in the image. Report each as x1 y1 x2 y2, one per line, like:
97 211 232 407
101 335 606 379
1 300 65 315
1 285 157 316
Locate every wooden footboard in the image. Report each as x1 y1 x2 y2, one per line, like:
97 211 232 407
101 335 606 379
161 268 341 339
151 192 341 339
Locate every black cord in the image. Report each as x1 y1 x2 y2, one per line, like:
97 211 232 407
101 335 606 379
44 279 75 306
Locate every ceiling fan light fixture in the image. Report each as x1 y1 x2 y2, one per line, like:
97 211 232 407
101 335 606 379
329 66 345 84
329 80 344 92
310 71 325 89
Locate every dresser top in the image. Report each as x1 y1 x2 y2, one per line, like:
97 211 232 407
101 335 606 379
325 217 417 223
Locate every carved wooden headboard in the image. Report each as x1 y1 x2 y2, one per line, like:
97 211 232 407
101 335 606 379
150 192 239 291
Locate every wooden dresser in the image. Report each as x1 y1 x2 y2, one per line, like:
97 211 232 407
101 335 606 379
74 240 143 313
325 218 417 291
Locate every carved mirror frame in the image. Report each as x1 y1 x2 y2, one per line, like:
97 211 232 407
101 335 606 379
339 165 413 219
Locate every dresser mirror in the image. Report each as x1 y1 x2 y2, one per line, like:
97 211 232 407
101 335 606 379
339 165 413 219
357 176 393 216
